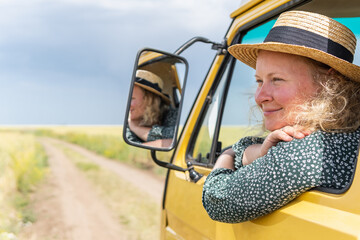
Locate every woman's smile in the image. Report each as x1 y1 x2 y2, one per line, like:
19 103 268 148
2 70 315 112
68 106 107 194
262 107 282 116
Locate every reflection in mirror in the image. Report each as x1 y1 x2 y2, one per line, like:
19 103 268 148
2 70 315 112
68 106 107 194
124 50 187 150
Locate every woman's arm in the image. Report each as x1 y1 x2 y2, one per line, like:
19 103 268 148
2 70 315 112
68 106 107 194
142 138 172 148
202 132 323 223
214 126 310 170
242 126 311 166
213 149 236 170
128 119 151 141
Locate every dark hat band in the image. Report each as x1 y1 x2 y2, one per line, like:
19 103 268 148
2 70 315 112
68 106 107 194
264 26 354 63
135 77 170 99
136 78 162 92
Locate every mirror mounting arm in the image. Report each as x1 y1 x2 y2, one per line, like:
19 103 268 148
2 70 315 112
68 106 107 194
211 39 228 55
150 150 203 182
151 150 192 172
174 37 227 55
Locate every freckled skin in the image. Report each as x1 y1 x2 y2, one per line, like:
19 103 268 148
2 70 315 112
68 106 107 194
255 50 318 131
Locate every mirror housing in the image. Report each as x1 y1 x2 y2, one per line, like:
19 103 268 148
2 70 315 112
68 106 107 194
123 48 188 151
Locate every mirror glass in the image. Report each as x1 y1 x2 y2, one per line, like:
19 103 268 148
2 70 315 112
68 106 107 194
124 49 188 150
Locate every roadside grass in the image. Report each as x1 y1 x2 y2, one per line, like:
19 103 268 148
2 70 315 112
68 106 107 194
57 143 161 240
25 126 171 177
218 125 264 147
0 132 48 237
2 125 261 178
191 125 263 159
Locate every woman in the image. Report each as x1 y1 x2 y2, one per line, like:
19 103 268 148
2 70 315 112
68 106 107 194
202 11 360 223
126 69 177 147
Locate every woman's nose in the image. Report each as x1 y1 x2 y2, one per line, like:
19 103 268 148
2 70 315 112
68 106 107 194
255 84 273 104
130 100 136 108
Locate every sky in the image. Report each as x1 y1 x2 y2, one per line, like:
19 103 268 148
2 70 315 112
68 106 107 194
0 0 241 125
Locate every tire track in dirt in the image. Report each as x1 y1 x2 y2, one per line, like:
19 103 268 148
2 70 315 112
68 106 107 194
47 137 165 202
20 137 164 240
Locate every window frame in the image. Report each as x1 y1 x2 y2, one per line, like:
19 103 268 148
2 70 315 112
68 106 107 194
185 51 234 167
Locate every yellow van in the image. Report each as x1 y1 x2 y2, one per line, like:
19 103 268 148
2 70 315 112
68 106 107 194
123 0 360 239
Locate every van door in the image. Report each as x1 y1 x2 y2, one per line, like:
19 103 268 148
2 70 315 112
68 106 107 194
163 11 360 239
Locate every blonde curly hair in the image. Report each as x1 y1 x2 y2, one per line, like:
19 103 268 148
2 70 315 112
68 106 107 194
139 90 169 127
290 58 360 132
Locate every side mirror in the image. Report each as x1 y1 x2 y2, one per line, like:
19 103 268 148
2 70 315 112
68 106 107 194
123 48 188 151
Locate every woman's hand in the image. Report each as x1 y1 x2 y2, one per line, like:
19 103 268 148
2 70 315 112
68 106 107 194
243 126 312 166
260 126 311 156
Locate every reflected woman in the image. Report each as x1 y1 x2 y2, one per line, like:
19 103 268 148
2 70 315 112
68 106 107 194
126 69 177 147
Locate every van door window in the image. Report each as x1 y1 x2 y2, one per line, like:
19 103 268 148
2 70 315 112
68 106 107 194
190 65 230 164
217 20 276 160
217 59 261 149
188 20 275 165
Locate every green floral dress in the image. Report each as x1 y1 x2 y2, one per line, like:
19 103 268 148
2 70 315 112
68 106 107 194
202 128 360 223
126 107 177 143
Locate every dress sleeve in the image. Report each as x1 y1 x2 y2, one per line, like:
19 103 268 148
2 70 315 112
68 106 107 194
202 134 324 223
147 125 175 141
232 137 264 169
147 108 178 141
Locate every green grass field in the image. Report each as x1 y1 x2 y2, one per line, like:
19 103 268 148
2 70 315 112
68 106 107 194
26 126 156 168
192 125 263 161
3 125 262 174
0 132 48 237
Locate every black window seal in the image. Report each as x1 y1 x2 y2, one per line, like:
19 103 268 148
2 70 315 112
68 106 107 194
185 51 233 167
207 54 239 165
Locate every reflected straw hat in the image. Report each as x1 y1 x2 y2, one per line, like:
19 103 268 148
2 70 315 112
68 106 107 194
135 69 170 104
228 11 360 82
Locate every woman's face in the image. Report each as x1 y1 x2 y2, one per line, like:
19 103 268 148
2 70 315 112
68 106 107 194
255 50 318 131
130 85 146 121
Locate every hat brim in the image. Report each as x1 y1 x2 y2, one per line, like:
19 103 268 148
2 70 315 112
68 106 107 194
228 42 360 82
134 82 170 104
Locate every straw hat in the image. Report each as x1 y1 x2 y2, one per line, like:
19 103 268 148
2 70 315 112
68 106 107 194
228 11 360 82
135 69 170 104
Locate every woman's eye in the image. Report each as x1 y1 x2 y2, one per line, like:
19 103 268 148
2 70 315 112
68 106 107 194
255 79 263 85
273 77 284 82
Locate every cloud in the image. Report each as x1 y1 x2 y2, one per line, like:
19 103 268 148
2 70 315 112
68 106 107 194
0 0 241 124
35 0 238 33
0 0 238 75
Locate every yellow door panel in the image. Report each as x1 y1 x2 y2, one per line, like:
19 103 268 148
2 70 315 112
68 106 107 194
228 200 360 239
165 171 215 240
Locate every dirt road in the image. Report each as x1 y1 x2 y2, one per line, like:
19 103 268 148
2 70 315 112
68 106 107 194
20 137 164 240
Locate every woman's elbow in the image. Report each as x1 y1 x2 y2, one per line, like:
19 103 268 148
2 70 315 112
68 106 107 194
202 190 250 223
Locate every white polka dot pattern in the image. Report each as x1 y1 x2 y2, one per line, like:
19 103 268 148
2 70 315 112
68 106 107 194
202 129 360 223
